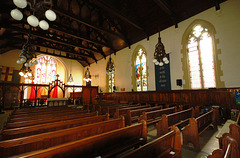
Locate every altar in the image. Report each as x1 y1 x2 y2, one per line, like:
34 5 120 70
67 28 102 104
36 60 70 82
47 98 68 106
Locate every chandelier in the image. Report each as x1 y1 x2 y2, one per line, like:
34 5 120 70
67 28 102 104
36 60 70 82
83 68 92 82
106 56 115 76
153 32 169 66
16 35 38 67
19 64 34 83
10 0 57 30
67 60 74 85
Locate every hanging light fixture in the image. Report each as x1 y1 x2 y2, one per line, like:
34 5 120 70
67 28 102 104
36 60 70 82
83 68 92 82
67 60 74 85
19 64 34 83
10 0 56 30
16 35 38 73
153 32 169 66
106 56 115 76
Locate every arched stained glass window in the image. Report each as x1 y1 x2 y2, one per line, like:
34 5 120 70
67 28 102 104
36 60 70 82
187 25 216 89
136 48 147 91
106 57 115 92
35 56 57 84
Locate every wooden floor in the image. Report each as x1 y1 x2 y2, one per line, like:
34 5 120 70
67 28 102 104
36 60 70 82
0 110 223 158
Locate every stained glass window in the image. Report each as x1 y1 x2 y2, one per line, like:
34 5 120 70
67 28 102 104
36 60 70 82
106 58 115 92
34 56 57 84
187 25 216 89
136 49 147 91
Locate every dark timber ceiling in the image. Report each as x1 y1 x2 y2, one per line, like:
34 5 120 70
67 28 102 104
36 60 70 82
0 0 226 67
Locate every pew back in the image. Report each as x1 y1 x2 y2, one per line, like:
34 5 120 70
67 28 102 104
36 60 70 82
142 107 176 125
120 125 182 158
0 117 125 157
1 114 109 140
6 111 98 129
15 121 147 158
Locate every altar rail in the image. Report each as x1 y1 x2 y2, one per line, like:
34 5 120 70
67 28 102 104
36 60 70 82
99 89 238 110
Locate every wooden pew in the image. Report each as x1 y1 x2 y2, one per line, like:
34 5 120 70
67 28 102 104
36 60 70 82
10 108 80 119
97 103 140 116
15 121 147 158
126 105 163 126
237 112 240 125
0 117 125 157
182 107 219 149
1 114 109 140
156 108 194 136
114 105 150 119
6 111 98 129
208 134 239 158
8 110 88 123
141 106 177 125
120 125 181 158
12 106 71 115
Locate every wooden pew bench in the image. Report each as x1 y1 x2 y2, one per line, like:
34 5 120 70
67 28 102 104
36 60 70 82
0 117 125 157
14 121 147 158
10 108 80 119
1 114 109 140
141 107 177 125
120 125 182 158
182 107 219 149
8 110 88 123
6 111 98 129
12 106 71 115
208 134 239 158
97 103 140 116
126 105 163 126
156 108 194 136
114 105 150 119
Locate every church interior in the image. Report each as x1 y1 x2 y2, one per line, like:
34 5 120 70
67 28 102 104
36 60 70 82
0 0 239 157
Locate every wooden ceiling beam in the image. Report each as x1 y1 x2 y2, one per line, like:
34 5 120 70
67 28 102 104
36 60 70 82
7 36 94 60
90 0 145 32
9 26 102 55
153 0 177 24
53 8 130 46
50 24 113 50
13 45 88 63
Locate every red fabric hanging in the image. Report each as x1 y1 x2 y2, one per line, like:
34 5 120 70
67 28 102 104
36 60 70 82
29 86 35 100
52 86 58 98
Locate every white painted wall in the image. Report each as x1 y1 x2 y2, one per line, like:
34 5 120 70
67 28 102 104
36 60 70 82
87 0 240 92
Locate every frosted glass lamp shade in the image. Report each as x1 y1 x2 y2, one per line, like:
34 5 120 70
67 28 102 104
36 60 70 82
163 57 168 61
16 59 22 64
159 62 164 66
11 9 23 21
45 9 56 21
155 61 159 65
13 0 27 9
33 60 38 65
152 59 157 63
164 60 169 64
27 15 39 27
20 57 26 63
39 20 49 30
24 62 29 67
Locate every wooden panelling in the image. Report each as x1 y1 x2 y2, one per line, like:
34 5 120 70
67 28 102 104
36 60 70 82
100 89 238 109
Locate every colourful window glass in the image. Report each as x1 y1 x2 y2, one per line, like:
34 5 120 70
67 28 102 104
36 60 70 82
106 58 115 92
35 56 57 84
187 25 216 89
136 49 147 91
